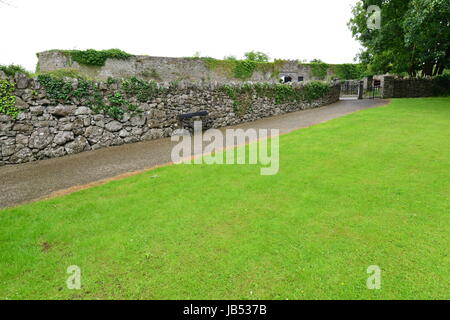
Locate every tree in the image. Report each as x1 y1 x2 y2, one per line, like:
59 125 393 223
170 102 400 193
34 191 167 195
243 51 269 62
332 63 365 80
349 0 450 77
403 0 450 76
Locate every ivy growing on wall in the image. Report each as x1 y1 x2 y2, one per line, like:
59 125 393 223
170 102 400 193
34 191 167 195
300 62 365 81
0 79 18 119
221 84 252 116
302 82 331 101
37 75 74 103
121 77 164 102
59 49 132 67
198 57 284 81
106 92 127 120
221 81 330 117
10 69 333 121
37 74 143 120
308 60 329 80
233 60 257 80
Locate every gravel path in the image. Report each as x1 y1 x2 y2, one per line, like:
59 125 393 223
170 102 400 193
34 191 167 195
0 98 388 208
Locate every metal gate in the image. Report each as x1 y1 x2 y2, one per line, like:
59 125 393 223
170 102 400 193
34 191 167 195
363 78 382 99
364 85 382 99
340 80 382 99
340 80 361 99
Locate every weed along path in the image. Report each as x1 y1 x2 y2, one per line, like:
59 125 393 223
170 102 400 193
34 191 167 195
0 99 387 208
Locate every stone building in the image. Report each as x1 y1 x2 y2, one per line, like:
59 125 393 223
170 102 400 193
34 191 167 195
37 51 331 83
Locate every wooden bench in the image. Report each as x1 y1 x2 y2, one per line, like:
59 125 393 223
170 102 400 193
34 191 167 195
177 111 209 132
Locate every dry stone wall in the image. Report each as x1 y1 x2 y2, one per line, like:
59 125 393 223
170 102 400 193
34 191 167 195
0 74 340 166
375 75 449 98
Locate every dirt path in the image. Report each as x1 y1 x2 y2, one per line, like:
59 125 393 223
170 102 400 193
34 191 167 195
0 99 388 208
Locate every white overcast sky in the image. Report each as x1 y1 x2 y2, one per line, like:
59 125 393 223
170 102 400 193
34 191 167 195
0 0 361 71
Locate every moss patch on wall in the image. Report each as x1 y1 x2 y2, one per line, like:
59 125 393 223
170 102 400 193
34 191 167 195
193 57 286 81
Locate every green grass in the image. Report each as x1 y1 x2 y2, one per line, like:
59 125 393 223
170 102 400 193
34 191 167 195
1 98 449 300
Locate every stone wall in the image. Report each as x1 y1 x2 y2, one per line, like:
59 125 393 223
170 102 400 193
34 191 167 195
37 51 330 83
0 75 340 166
391 78 438 98
379 76 395 99
375 75 443 99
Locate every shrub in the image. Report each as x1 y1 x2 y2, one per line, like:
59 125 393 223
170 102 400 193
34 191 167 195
244 51 270 62
0 64 31 77
303 81 330 102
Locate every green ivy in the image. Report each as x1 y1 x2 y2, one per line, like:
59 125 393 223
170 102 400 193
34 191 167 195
221 81 330 117
233 60 257 80
89 91 107 114
222 84 237 100
106 77 118 85
309 61 329 80
106 93 127 119
0 80 18 119
221 84 254 115
64 49 132 67
37 74 144 120
121 77 163 102
37 74 73 103
202 56 364 82
303 82 330 102
38 74 101 108
201 57 284 81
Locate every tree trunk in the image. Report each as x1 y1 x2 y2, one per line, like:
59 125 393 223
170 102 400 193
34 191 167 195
437 64 445 75
422 62 433 77
433 63 440 76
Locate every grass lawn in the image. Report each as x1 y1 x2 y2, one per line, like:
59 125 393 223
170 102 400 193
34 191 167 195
0 97 449 300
